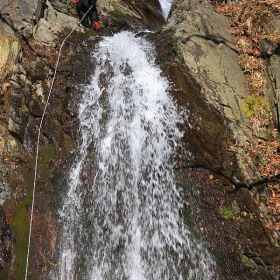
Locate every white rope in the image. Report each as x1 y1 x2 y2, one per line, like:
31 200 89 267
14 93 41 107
24 6 94 280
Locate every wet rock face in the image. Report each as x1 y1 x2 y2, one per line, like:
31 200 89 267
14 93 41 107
179 168 280 280
152 31 280 278
0 207 14 272
0 31 94 279
121 0 164 29
149 1 280 278
97 0 165 33
149 31 241 184
0 1 86 277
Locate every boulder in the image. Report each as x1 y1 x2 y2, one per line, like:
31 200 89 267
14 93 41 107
0 0 45 36
153 0 257 185
33 0 84 46
49 0 69 14
166 0 251 142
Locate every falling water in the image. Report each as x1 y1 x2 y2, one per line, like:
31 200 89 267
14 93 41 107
58 31 215 280
159 0 173 20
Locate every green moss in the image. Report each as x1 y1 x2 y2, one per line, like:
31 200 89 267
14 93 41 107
242 95 270 118
269 233 280 248
172 40 179 54
38 145 56 180
9 194 32 279
5 154 35 279
242 254 255 268
0 262 10 279
219 202 239 219
260 192 267 203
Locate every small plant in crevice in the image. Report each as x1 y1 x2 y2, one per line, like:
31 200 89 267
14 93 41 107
219 201 240 220
242 95 272 132
241 254 255 268
242 95 270 118
172 40 179 54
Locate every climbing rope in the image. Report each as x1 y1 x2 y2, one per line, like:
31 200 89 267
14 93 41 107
24 6 94 280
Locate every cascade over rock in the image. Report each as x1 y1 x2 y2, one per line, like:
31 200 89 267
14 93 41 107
0 0 280 279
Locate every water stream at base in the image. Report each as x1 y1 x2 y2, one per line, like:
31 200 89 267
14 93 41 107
57 31 215 280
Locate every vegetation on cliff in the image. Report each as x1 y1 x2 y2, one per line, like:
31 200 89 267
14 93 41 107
211 0 280 234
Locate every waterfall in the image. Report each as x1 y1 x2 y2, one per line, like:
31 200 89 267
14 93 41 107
57 31 215 280
159 0 173 20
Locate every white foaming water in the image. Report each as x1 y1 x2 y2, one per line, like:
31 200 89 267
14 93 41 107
58 31 215 280
159 0 173 20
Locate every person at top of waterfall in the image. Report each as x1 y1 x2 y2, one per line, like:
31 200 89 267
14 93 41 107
76 0 99 31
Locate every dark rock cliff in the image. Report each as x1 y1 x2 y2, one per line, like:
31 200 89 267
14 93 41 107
0 0 280 279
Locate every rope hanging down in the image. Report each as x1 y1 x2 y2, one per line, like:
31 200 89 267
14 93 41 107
24 6 94 280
